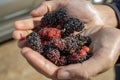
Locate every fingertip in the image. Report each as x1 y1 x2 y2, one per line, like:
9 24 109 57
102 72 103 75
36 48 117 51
14 19 36 30
22 47 33 53
30 9 39 17
12 31 21 40
21 47 31 54
21 47 33 57
31 5 48 17
14 21 25 30
12 30 28 40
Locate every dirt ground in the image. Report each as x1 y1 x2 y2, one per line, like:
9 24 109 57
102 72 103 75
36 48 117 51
0 40 120 80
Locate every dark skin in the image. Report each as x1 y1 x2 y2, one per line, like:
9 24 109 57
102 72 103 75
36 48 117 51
13 0 120 80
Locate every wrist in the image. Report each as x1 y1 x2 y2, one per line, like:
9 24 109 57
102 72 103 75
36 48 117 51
94 5 118 28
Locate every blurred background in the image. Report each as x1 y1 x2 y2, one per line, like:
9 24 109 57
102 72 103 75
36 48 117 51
0 0 120 80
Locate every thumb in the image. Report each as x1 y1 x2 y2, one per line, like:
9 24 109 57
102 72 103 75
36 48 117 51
21 47 58 78
31 0 64 17
57 64 91 80
56 55 108 80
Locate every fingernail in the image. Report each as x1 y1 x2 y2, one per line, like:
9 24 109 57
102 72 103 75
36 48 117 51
57 71 71 79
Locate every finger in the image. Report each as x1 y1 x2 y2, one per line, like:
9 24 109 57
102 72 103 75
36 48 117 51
12 30 28 40
57 59 93 80
21 47 58 78
31 1 63 17
14 17 42 30
12 30 29 40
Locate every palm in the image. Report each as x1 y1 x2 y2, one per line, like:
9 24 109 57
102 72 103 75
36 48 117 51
13 17 120 80
13 0 120 78
87 26 120 61
55 27 120 80
76 26 120 78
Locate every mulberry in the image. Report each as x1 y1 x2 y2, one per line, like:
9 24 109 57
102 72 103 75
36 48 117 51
46 49 60 63
38 28 61 41
61 18 84 37
57 56 67 66
26 32 43 53
67 53 81 64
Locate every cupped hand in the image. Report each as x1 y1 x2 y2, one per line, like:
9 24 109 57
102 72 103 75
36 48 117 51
12 0 120 79
56 26 120 80
13 18 59 80
31 0 104 27
13 18 120 80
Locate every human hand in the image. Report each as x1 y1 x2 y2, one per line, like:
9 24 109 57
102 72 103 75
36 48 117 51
31 0 118 28
31 0 104 28
12 17 59 80
13 17 120 80
56 26 120 80
12 0 120 79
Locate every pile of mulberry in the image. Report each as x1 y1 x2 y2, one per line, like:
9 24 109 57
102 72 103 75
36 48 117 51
26 8 93 66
